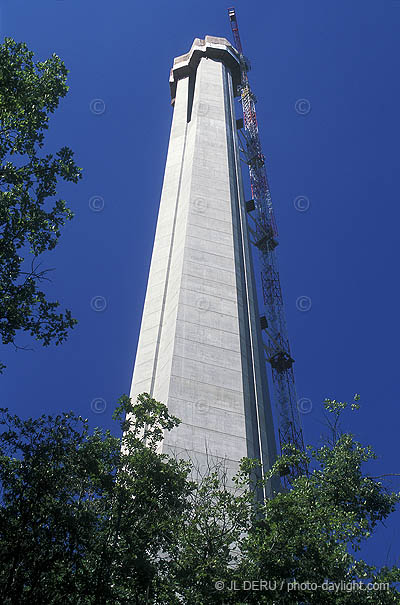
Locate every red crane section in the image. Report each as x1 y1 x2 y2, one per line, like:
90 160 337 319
228 7 307 484
228 7 243 54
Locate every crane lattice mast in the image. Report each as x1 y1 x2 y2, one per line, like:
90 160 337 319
228 8 307 480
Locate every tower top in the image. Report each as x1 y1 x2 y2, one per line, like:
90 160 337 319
169 35 241 103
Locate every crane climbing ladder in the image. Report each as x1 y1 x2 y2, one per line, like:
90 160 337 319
228 8 307 482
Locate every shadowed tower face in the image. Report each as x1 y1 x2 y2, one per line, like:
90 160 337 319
129 36 277 489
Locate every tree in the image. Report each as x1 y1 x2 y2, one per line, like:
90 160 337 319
0 37 82 372
167 395 400 604
149 395 400 603
0 394 192 604
0 393 399 604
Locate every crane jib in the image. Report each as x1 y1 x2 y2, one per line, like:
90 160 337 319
227 7 307 483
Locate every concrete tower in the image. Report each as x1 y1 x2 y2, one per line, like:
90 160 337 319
129 36 277 486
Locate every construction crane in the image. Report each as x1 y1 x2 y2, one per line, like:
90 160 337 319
228 7 307 482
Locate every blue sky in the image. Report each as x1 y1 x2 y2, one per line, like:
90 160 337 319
1 0 400 568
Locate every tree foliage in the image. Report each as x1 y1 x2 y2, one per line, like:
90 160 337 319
0 38 82 372
0 393 192 604
0 393 399 604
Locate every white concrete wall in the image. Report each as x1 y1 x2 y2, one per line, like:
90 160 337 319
130 42 277 492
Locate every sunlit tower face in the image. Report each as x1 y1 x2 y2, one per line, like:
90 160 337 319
129 36 278 495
